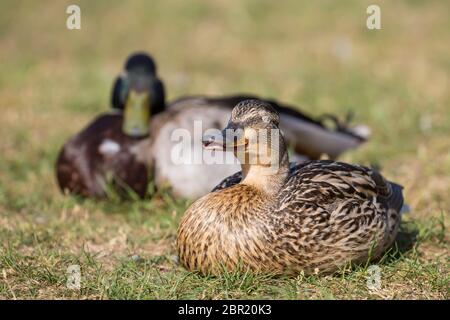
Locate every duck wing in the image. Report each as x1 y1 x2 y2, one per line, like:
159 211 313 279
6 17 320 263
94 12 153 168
274 160 404 264
279 160 403 213
211 171 243 192
56 114 123 197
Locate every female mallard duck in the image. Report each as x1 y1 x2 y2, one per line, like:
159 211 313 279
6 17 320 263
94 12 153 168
57 51 369 199
56 53 165 198
177 99 404 275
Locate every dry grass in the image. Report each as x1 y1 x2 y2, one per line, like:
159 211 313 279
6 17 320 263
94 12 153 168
0 0 449 299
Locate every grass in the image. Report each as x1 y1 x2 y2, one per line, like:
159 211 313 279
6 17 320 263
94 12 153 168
0 0 449 299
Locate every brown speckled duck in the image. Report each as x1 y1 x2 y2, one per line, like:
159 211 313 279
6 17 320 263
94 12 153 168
177 99 404 275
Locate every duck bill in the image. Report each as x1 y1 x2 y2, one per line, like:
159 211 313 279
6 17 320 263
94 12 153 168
122 89 151 137
202 128 246 151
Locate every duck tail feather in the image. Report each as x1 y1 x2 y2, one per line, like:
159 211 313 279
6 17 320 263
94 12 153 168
388 181 405 214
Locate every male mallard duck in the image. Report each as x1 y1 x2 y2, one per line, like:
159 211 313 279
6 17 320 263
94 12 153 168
56 53 165 198
177 99 404 275
56 51 369 199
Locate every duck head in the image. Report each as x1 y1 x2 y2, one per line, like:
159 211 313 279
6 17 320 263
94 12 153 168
111 52 165 137
203 99 290 193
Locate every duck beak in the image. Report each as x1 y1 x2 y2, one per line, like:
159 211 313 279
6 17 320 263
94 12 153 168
122 89 151 137
202 124 246 151
202 130 227 150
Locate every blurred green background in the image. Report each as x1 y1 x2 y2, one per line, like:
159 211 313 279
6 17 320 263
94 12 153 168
0 0 448 299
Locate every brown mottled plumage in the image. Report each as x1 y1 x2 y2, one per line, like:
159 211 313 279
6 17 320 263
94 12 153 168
56 114 153 198
177 99 404 275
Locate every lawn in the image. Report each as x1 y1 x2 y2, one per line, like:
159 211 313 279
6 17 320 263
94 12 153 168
0 0 448 299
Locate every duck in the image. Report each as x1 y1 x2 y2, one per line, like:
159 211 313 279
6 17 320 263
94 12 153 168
55 53 165 198
56 51 369 199
177 99 404 275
